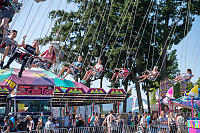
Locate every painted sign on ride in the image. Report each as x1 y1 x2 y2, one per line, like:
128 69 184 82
17 85 54 96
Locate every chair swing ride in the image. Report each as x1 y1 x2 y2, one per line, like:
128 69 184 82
0 0 193 87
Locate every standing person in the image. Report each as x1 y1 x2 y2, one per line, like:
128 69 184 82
36 120 43 133
64 112 70 129
56 56 83 80
53 119 59 128
106 111 116 133
146 112 151 127
158 111 168 133
94 113 99 127
2 116 9 132
149 112 158 133
0 29 18 68
90 112 96 127
7 113 16 132
177 113 185 133
116 115 124 133
45 116 54 131
76 114 85 127
127 111 133 126
168 112 177 133
29 116 34 133
140 112 148 133
2 35 39 77
134 112 139 126
39 112 47 130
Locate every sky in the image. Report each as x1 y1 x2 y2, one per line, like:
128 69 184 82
2 0 200 101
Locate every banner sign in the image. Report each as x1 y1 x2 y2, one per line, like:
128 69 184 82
160 79 173 97
108 88 126 95
0 86 11 93
17 85 54 96
87 88 107 94
54 87 86 94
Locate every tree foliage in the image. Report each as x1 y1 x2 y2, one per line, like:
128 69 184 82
43 0 200 112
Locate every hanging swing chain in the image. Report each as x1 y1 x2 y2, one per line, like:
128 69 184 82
39 0 54 38
17 0 35 42
99 1 131 60
60 0 96 63
103 1 133 68
146 3 158 70
25 2 43 36
41 0 63 46
155 2 185 67
10 0 27 29
184 0 191 70
72 0 96 63
88 0 114 66
28 0 54 42
82 2 109 66
124 0 154 68
116 0 138 68
151 4 158 70
153 2 185 81
88 1 113 66
128 0 154 73
132 1 154 64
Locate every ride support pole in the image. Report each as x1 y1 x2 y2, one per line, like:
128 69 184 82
117 102 119 113
169 99 171 112
191 97 194 118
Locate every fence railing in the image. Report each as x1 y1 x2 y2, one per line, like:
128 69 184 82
5 125 188 133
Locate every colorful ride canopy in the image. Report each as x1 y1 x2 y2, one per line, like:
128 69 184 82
0 68 90 93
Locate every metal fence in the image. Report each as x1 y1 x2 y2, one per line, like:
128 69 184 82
5 125 188 133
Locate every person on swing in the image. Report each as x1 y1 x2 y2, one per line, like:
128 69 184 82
173 69 193 82
30 45 56 70
56 56 83 80
80 59 103 84
0 0 19 36
137 66 159 82
110 64 129 84
0 29 17 68
2 35 39 77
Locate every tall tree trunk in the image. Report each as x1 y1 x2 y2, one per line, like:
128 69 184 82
100 77 103 88
146 82 151 113
131 73 144 113
113 103 117 113
161 0 170 80
123 79 128 113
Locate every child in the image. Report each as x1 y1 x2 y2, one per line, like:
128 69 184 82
56 56 83 80
138 66 159 82
80 59 103 84
110 65 130 84
31 45 56 70
174 69 193 82
2 35 39 77
0 29 17 68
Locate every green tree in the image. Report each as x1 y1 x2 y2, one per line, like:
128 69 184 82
43 0 200 113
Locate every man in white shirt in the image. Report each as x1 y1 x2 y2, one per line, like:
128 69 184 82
45 116 54 131
177 113 185 133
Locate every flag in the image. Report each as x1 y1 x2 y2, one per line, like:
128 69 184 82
189 85 198 98
166 87 174 98
132 97 136 113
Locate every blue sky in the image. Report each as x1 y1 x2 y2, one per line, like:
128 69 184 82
3 0 200 101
